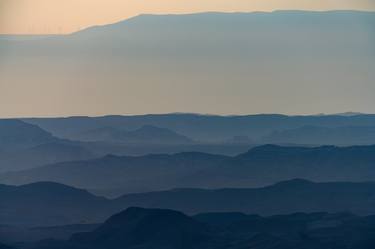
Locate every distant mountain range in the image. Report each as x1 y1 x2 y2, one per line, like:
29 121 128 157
0 120 57 152
74 125 193 144
26 207 375 249
113 179 375 216
1 119 237 173
1 179 375 227
0 120 99 173
261 125 375 145
0 151 228 195
3 113 375 172
23 113 375 142
2 144 375 194
0 142 95 173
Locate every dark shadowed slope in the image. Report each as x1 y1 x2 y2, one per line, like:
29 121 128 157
196 212 375 249
32 208 212 249
30 208 375 249
0 223 100 245
0 182 111 226
70 207 211 249
2 144 375 193
0 243 14 249
0 120 56 152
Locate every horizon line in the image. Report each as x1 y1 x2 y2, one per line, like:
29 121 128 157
1 9 374 36
0 112 371 120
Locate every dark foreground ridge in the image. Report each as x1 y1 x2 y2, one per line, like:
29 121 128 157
26 207 375 249
0 243 14 249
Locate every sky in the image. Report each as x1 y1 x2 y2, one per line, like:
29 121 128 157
0 0 375 34
0 1 374 117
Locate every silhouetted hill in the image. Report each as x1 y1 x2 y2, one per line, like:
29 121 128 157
2 179 375 230
261 125 375 145
0 142 96 173
2 144 375 193
30 208 375 249
114 179 375 216
0 120 100 173
188 144 375 188
0 182 110 226
24 113 375 142
0 120 56 152
0 223 99 245
199 212 375 249
70 207 211 249
75 125 193 144
0 152 228 194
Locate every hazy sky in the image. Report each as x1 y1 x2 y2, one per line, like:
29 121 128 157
1 0 375 34
0 2 374 117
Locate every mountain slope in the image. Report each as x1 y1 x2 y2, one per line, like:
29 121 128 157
186 144 375 188
0 152 228 193
0 120 99 173
0 223 99 245
0 182 111 226
0 142 95 173
75 125 193 144
30 208 375 249
113 179 375 216
70 207 211 249
0 120 56 152
261 125 375 145
24 113 375 142
1 179 375 228
2 144 375 193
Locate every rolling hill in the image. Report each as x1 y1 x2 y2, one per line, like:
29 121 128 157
0 142 95 173
0 120 99 173
0 182 111 226
114 179 375 216
2 144 375 194
1 179 375 227
0 120 57 152
29 207 375 249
